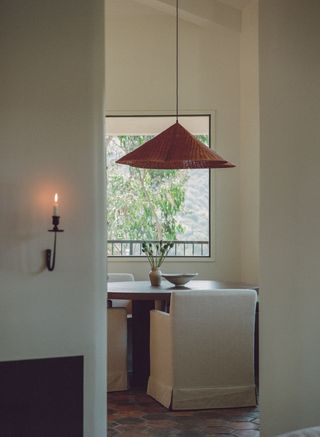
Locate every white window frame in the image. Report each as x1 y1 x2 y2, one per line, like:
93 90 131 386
105 110 217 263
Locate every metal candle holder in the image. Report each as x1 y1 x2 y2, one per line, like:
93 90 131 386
46 215 64 271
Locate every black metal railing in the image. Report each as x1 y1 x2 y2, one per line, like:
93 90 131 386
107 240 210 257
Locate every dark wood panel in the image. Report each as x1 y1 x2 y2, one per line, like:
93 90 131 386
0 356 83 437
132 300 155 387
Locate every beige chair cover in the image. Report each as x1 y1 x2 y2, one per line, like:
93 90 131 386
107 308 128 392
107 273 135 282
107 272 134 314
276 428 320 437
147 289 257 410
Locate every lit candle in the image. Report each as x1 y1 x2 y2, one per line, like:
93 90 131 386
53 193 59 216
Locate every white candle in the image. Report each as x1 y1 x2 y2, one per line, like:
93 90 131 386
53 193 59 216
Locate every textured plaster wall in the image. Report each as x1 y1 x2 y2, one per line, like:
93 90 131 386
260 0 320 434
240 0 259 284
105 8 246 282
0 1 106 435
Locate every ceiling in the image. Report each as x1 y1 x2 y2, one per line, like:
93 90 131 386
107 0 159 16
107 0 248 31
218 0 250 10
107 0 251 17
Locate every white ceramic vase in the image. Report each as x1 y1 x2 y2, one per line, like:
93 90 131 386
149 267 162 286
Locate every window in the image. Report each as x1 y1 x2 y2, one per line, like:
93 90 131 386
106 115 211 258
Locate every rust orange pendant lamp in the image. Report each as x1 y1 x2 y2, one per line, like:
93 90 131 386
116 0 235 170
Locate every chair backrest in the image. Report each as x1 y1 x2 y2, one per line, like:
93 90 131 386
169 289 257 387
107 307 127 391
276 427 320 437
107 273 134 282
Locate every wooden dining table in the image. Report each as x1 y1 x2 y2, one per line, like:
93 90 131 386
107 280 259 387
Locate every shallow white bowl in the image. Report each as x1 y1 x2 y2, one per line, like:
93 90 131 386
161 273 198 286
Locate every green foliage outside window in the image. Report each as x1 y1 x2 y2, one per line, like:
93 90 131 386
107 135 189 241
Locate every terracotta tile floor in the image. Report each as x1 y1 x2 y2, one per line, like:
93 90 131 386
108 389 260 436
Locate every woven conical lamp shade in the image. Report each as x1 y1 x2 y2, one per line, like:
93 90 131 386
116 121 235 169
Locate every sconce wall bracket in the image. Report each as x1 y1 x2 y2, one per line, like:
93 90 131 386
46 216 64 271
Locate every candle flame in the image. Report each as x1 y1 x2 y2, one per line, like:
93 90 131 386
54 193 58 203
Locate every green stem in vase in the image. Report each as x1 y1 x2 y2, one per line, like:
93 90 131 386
142 240 174 269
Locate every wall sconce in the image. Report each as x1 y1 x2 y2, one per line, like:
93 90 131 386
46 193 64 271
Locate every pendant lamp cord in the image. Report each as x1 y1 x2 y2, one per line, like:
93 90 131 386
176 0 179 122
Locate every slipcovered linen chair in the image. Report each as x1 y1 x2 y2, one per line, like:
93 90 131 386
107 273 134 391
276 427 320 437
147 289 257 410
107 307 128 392
107 272 134 314
108 273 134 282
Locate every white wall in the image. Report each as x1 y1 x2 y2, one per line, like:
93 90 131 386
240 0 259 284
0 1 106 436
106 3 249 282
260 1 320 435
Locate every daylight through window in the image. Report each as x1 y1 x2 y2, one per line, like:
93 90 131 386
106 115 211 257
